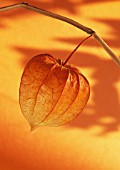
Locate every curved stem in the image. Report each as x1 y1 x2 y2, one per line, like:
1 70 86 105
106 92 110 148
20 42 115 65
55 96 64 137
63 35 92 66
0 2 120 67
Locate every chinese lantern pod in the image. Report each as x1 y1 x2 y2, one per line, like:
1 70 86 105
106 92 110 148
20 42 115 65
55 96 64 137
19 54 90 130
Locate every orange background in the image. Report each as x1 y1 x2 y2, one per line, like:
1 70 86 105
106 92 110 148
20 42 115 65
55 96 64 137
0 0 120 170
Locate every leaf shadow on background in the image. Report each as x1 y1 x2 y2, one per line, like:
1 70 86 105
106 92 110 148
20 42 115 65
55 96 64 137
0 1 120 170
12 44 120 135
1 0 120 135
